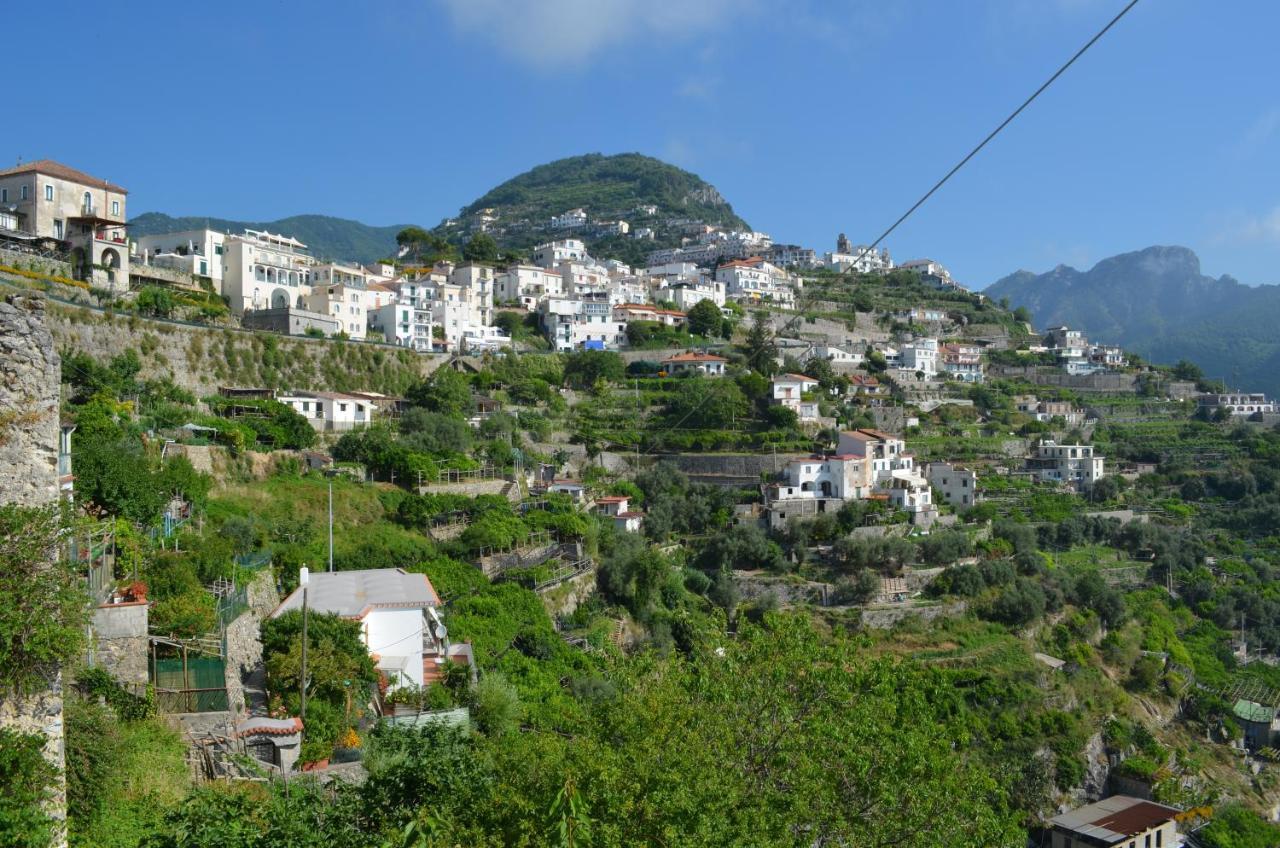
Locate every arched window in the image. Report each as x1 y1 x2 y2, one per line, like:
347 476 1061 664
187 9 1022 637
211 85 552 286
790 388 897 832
82 191 93 212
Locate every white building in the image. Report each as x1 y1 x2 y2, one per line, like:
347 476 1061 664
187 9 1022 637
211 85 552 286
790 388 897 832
310 261 369 290
1027 440 1105 488
1198 392 1276 417
550 208 588 230
803 343 863 370
303 283 368 340
899 338 939 378
824 246 893 274
715 257 796 308
664 280 727 310
369 300 433 351
276 391 382 431
496 264 564 309
222 229 314 315
899 258 951 280
134 228 226 290
771 373 821 421
925 462 981 508
539 296 627 352
771 454 868 503
661 351 728 376
532 239 590 268
271 568 467 692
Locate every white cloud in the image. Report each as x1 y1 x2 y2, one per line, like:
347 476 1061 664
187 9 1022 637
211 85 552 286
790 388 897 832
1212 206 1280 245
1235 109 1280 158
436 0 743 71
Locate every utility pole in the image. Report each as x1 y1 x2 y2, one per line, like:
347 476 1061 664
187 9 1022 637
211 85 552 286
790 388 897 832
327 477 334 573
299 566 310 723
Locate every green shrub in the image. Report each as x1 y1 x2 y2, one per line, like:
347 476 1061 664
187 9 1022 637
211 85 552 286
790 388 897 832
0 728 56 848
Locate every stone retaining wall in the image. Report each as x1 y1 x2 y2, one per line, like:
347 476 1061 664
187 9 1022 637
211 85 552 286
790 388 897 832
0 292 67 844
0 248 74 281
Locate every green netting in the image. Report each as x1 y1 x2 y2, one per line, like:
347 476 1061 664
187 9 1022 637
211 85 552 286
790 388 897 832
153 656 228 712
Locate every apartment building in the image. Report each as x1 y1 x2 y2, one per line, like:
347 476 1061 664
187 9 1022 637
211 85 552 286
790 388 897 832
222 229 314 314
1197 392 1276 417
302 283 368 340
1026 440 1105 487
940 343 984 383
925 462 981 508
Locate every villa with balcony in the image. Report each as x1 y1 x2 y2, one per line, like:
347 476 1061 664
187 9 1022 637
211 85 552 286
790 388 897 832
0 159 131 291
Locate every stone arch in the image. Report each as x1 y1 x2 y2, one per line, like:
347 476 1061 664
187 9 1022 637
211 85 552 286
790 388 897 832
271 288 290 309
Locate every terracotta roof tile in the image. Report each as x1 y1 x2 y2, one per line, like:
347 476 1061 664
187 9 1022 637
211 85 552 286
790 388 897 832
0 159 127 193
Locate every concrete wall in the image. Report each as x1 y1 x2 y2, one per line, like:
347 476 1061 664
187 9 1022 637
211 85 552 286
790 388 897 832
0 292 66 844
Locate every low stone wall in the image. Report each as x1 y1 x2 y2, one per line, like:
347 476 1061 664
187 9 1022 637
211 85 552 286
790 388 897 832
734 572 830 607
858 601 967 629
417 478 510 498
540 568 597 620
989 366 1138 394
666 452 799 480
0 247 74 280
224 570 276 717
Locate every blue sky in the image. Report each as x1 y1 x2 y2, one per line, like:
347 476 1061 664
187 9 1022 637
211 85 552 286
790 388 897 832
8 0 1279 286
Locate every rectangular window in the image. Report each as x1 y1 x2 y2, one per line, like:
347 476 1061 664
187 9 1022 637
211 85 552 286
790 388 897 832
111 200 120 215
44 184 54 201
215 244 223 255
0 188 6 202
21 185 29 200
54 220 64 240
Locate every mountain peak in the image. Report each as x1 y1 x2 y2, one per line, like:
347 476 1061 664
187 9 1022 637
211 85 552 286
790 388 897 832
986 245 1280 396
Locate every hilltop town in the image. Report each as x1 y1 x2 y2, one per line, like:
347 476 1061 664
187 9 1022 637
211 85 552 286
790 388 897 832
5 156 1280 847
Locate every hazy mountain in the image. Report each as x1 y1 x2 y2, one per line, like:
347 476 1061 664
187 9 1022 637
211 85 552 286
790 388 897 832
128 213 409 264
987 245 1280 394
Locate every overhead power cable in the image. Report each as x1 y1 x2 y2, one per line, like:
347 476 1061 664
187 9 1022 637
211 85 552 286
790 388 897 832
843 0 1142 272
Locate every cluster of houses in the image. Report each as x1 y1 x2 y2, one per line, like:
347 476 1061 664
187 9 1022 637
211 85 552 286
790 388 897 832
0 160 989 358
1029 325 1128 376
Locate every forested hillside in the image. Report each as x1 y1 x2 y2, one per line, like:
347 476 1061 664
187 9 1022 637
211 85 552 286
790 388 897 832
129 213 409 264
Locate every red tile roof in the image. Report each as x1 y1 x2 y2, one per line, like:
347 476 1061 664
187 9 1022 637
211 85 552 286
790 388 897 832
234 716 303 738
0 159 128 193
662 351 727 363
776 373 818 383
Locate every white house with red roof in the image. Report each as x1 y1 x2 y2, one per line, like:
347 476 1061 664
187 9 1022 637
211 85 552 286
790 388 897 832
270 568 469 692
771 373 821 420
769 429 937 526
594 495 644 533
661 351 728 376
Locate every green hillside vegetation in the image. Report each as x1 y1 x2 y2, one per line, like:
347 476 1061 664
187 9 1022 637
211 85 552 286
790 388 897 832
432 153 750 260
128 212 410 264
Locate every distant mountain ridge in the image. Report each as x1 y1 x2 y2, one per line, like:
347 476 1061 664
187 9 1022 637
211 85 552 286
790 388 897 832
986 245 1280 395
128 213 408 264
